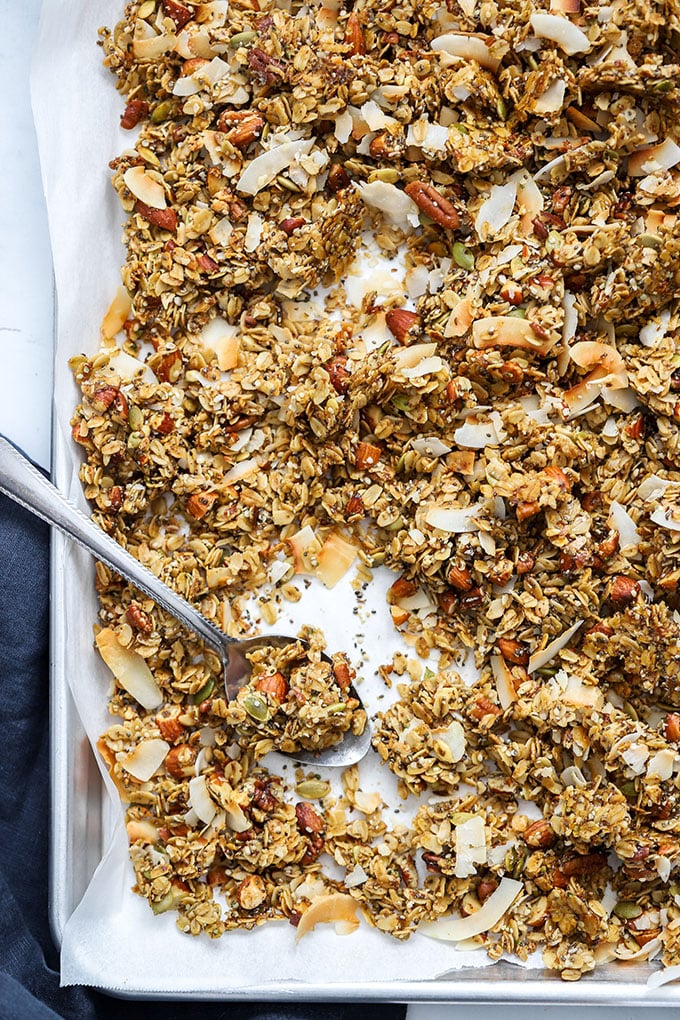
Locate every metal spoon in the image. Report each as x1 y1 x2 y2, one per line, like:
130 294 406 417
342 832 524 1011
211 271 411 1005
0 435 371 767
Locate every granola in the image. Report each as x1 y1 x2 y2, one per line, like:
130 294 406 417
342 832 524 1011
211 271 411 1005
71 0 680 982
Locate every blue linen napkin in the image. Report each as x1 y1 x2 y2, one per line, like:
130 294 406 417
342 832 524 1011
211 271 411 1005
0 489 406 1020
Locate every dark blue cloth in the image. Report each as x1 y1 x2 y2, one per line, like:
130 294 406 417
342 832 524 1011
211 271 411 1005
0 489 406 1020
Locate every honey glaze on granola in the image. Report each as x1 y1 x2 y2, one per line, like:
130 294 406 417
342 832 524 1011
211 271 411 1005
69 0 680 979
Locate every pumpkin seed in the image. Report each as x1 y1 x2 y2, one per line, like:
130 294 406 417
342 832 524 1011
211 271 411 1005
138 1 156 19
295 779 331 799
614 900 642 920
229 30 257 47
150 101 174 125
243 691 271 722
191 676 216 705
452 242 474 271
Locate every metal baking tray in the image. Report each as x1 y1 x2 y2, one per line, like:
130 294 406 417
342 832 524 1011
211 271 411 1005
47 444 680 1004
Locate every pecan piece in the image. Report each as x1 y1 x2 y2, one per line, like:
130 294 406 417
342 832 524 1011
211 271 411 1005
155 706 185 743
404 181 460 230
327 163 350 193
515 551 535 575
252 778 278 812
553 852 608 887
300 832 324 865
126 603 153 634
477 878 498 903
155 349 182 382
385 308 420 345
332 656 352 691
157 412 175 435
218 111 264 148
665 713 680 742
121 99 149 130
345 494 365 518
162 0 194 29
516 500 541 522
135 201 178 232
499 281 523 305
247 47 287 84
387 576 416 601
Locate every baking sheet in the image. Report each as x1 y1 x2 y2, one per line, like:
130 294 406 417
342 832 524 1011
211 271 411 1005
33 0 680 1003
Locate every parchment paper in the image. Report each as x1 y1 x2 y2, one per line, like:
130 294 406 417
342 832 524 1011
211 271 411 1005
31 0 509 994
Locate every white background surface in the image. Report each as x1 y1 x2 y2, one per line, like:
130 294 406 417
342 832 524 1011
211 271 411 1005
1 0 670 1012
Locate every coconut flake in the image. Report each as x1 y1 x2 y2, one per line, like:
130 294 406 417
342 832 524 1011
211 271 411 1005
431 33 501 72
650 507 680 533
560 765 588 788
95 628 163 711
437 721 467 763
454 419 500 449
224 457 258 484
295 894 361 941
356 180 421 228
647 749 676 781
530 13 591 54
121 738 170 782
534 78 567 114
473 316 556 355
622 742 650 775
608 501 641 550
648 964 680 988
628 139 680 178
528 619 583 674
601 387 639 411
124 166 167 209
560 671 604 709
401 357 445 379
657 856 672 883
316 532 357 588
188 775 217 824
244 212 263 252
491 655 516 709
638 475 670 501
640 308 671 347
334 109 353 143
412 437 452 458
237 138 315 196
455 816 487 878
424 504 481 533
101 287 132 341
344 864 369 888
418 877 523 942
475 175 520 241
133 32 177 59
394 343 438 370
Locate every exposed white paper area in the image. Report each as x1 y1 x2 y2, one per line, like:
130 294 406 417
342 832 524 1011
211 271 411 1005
31 0 514 995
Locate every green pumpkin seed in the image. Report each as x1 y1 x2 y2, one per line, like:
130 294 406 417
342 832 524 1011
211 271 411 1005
128 404 144 429
614 900 642 920
191 675 216 705
452 242 474 271
138 1 156 19
151 101 174 125
243 691 271 722
295 779 331 799
229 30 257 47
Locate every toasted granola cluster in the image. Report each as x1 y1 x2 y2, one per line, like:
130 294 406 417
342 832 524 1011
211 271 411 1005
72 0 680 980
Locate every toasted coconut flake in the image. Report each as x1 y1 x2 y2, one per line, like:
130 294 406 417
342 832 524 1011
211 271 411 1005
534 79 567 114
454 419 500 449
528 619 583 673
638 475 671 502
237 138 315 196
287 524 322 573
356 180 421 228
124 166 167 209
570 341 627 385
224 800 251 832
560 671 604 709
121 738 170 781
354 790 382 814
95 628 163 710
316 532 357 588
491 655 516 708
188 775 216 824
394 342 438 370
517 175 544 232
473 316 556 355
101 287 132 341
444 296 474 338
530 13 590 54
412 436 452 457
424 504 481 533
629 139 680 178
650 506 680 533
133 32 177 59
640 308 671 348
647 749 676 781
431 33 501 72
437 720 466 762
419 877 523 941
126 817 161 844
344 864 369 888
609 501 641 550
295 893 362 940
455 815 487 878
223 457 258 484
475 174 520 241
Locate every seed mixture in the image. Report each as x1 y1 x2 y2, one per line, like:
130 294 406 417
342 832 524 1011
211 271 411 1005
69 0 680 981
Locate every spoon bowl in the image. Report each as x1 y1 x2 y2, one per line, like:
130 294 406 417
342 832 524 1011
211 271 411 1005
0 435 371 767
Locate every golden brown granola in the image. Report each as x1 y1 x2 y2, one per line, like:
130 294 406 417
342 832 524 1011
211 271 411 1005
70 0 680 981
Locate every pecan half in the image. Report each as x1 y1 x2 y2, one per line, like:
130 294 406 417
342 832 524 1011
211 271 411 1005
247 47 287 84
332 657 352 691
404 181 460 230
218 110 264 148
665 713 680 742
126 604 153 634
121 99 149 130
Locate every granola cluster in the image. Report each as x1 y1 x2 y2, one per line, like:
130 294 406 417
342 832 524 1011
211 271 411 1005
71 0 680 981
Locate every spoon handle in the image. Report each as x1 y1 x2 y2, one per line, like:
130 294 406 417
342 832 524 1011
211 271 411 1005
0 435 230 656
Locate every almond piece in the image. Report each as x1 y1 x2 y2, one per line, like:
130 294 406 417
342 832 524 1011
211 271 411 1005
186 491 217 520
385 308 420 345
255 671 289 702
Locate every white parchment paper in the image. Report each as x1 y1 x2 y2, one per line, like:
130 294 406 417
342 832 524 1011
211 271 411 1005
31 0 512 994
